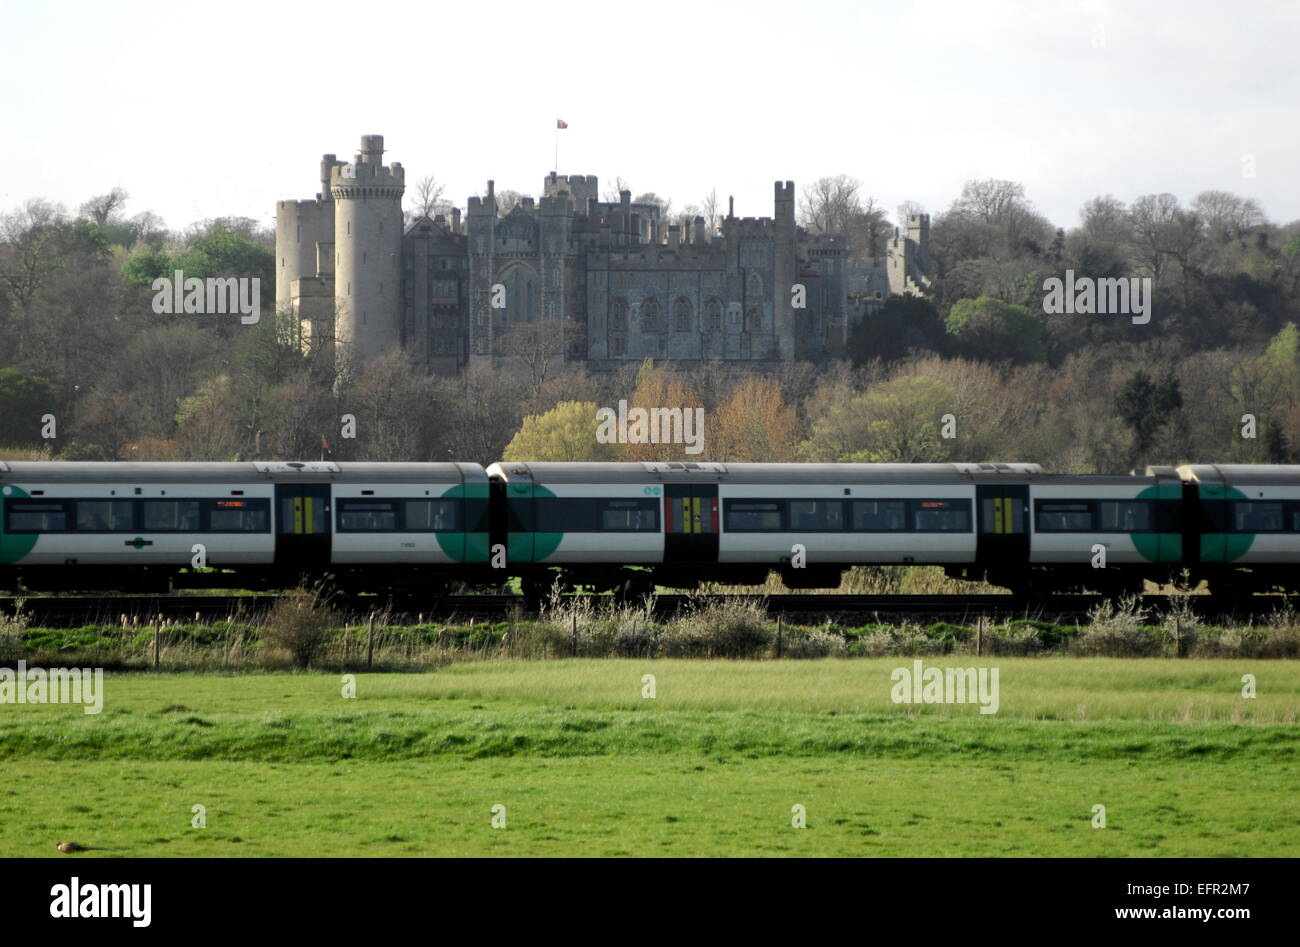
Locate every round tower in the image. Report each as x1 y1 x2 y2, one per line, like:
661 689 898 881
332 134 405 366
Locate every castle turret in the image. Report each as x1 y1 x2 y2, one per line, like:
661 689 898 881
773 180 796 359
331 134 405 367
275 153 342 318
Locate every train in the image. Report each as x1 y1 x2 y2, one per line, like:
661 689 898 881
1 459 1298 600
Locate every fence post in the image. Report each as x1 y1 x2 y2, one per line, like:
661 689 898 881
153 619 160 669
366 612 375 669
776 614 783 659
976 617 984 658
571 613 578 657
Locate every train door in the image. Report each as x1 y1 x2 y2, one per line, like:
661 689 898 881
274 483 332 570
664 484 719 565
976 484 1029 565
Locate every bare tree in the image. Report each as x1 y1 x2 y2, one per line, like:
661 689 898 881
497 316 585 399
896 201 926 228
1080 195 1130 245
0 199 69 318
602 176 631 202
409 175 446 220
1191 190 1267 243
702 188 721 235
79 188 129 226
799 175 863 234
495 189 525 215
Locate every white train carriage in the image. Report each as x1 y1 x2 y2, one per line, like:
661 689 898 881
1176 465 1300 592
0 460 489 592
490 461 1045 592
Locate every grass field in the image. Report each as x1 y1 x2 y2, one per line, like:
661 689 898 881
3 659 1297 857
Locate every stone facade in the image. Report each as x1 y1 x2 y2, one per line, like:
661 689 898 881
276 136 930 376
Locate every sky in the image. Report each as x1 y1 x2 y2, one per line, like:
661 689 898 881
2 0 1298 233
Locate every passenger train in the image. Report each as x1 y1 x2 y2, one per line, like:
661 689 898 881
1 459 1298 599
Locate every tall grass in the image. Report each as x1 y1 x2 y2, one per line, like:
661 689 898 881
7 594 1300 671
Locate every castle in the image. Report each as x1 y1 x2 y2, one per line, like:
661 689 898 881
275 135 931 376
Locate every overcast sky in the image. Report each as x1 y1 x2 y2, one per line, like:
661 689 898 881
3 0 1297 233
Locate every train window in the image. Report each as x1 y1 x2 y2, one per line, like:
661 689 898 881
1233 501 1284 532
912 499 972 532
404 500 459 531
851 500 906 532
1098 500 1152 531
208 499 270 532
725 500 783 532
600 499 658 531
143 500 200 531
1035 502 1093 531
6 500 69 532
789 500 844 531
76 500 134 531
338 500 398 531
535 497 659 532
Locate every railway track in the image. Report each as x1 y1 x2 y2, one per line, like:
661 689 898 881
0 592 1289 626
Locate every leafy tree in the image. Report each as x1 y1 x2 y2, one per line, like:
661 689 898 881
0 368 54 446
1113 369 1182 466
945 296 1047 363
799 375 956 463
503 401 621 462
620 362 704 462
710 377 801 461
847 294 947 364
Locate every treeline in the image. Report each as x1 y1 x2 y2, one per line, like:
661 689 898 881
1 180 1298 473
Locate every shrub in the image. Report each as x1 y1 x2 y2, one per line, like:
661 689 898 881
780 626 847 658
663 598 772 658
261 586 336 668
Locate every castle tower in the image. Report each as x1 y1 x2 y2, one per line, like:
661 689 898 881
906 213 930 273
275 153 342 317
773 180 796 360
466 180 498 361
331 134 405 367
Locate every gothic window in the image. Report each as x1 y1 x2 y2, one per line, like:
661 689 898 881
746 308 762 333
610 335 626 356
673 297 692 332
641 298 660 332
705 298 723 331
747 270 762 299
611 298 628 331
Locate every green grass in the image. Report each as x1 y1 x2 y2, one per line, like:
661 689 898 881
3 660 1297 857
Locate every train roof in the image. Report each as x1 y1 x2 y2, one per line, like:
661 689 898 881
1177 464 1300 485
0 461 487 483
488 461 1067 484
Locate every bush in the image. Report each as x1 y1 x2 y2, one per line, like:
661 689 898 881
261 586 336 668
780 626 847 658
663 599 772 658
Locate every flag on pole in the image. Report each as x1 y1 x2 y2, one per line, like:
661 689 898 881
556 118 569 129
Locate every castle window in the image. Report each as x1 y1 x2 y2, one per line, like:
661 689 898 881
705 299 723 331
673 298 692 332
641 298 660 332
610 335 626 356
611 299 628 332
746 309 762 333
